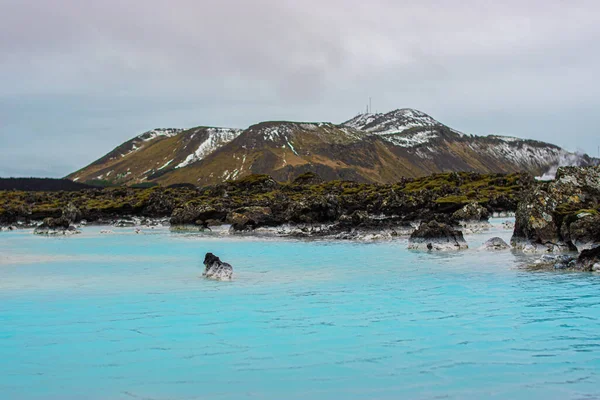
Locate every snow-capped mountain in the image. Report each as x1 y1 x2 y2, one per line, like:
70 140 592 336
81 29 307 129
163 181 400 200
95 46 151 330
68 109 597 186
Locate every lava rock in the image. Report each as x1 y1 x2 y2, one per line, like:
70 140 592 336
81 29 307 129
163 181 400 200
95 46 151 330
62 202 82 223
292 172 324 186
408 221 468 250
143 189 175 216
511 166 600 252
227 206 275 231
203 253 233 281
113 219 135 227
452 202 490 222
566 213 600 252
34 217 81 235
170 205 226 231
576 246 600 272
531 254 577 270
481 237 510 250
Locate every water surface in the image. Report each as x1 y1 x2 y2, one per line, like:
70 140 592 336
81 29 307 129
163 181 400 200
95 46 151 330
1 221 599 399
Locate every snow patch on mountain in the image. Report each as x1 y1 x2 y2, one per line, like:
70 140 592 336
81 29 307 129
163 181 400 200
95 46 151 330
261 125 294 142
158 159 174 170
138 128 184 142
473 140 562 169
176 128 241 169
488 135 521 143
380 130 438 148
344 109 439 135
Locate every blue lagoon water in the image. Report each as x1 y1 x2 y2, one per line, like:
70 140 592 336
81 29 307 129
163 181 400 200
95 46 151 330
1 221 599 399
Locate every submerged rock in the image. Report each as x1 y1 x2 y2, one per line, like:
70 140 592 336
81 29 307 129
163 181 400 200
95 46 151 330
408 221 468 251
481 237 510 250
531 254 577 270
34 217 81 235
203 253 233 281
113 219 136 228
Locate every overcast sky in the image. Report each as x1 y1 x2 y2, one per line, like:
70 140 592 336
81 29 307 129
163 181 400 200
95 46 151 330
1 0 599 177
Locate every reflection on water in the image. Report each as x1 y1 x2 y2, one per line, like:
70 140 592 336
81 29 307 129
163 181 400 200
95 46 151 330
0 220 599 400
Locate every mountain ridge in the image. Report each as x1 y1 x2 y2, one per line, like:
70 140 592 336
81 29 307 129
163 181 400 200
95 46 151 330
67 108 596 186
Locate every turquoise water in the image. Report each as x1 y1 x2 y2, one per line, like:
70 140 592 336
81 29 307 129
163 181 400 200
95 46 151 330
1 221 599 400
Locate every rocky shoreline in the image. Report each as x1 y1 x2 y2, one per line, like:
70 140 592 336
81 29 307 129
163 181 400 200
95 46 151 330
2 168 599 271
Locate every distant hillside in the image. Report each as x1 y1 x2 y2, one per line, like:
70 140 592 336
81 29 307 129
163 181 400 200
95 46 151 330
67 108 597 186
0 178 95 191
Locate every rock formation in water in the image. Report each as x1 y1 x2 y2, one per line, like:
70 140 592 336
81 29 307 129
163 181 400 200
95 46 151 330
203 253 233 281
452 202 490 222
530 254 577 270
408 221 468 250
511 166 600 253
33 216 81 235
481 237 510 250
576 247 600 272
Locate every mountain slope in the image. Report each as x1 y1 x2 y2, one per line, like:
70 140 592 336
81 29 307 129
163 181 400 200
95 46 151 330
68 109 596 186
68 127 241 185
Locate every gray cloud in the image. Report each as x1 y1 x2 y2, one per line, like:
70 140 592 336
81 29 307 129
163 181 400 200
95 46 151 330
1 0 600 176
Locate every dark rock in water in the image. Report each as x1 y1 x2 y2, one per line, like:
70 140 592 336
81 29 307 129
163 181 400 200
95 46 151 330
34 216 81 235
576 246 600 272
511 185 564 252
511 166 600 253
113 219 135 227
531 254 577 270
62 202 82 223
452 202 490 222
203 253 233 280
227 206 274 231
565 213 600 252
408 221 468 250
481 237 510 250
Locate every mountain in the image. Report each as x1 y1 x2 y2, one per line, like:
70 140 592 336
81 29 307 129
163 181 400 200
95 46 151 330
67 109 596 186
68 127 241 185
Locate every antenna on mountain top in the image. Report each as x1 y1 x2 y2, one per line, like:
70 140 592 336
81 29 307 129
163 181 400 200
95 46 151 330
369 97 372 114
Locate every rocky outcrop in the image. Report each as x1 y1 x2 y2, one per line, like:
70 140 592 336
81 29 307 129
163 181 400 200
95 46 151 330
452 202 490 222
530 254 577 270
511 166 600 253
113 219 135 227
576 247 600 272
408 221 468 250
227 206 275 231
284 194 341 224
170 205 227 231
481 237 510 250
563 213 600 252
203 253 233 280
292 172 324 186
62 203 82 223
34 217 81 235
142 189 174 216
